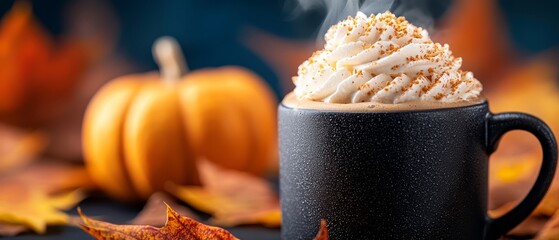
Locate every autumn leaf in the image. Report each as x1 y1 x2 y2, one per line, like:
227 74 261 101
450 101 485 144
80 203 330 240
0 186 83 234
0 161 93 235
0 222 27 237
433 0 514 83
2 161 96 194
167 160 281 227
79 204 239 240
489 201 550 237
313 219 329 240
242 27 316 93
536 211 559 240
489 155 540 211
129 192 199 226
0 0 90 127
0 124 46 174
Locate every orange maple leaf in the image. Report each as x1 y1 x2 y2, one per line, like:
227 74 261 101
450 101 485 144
0 125 46 174
79 204 239 240
433 0 515 84
0 186 83 234
242 27 316 93
167 160 280 227
0 0 90 127
0 161 93 234
313 219 329 240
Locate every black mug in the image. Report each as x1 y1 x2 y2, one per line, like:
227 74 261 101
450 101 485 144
279 101 557 239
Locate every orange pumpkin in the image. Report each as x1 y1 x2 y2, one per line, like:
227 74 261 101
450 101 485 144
83 37 278 201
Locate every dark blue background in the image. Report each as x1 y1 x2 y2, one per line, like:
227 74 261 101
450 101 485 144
1 0 558 98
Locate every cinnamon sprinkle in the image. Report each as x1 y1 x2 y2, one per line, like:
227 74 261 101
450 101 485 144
293 11 482 104
359 83 369 90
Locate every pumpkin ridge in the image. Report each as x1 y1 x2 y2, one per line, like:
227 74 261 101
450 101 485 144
83 78 142 201
114 81 142 200
174 91 201 187
123 82 198 199
231 73 278 175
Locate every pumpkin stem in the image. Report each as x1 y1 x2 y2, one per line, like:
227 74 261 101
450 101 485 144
153 36 188 83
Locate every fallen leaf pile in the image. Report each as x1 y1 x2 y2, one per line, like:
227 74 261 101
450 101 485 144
0 124 90 236
167 160 281 227
0 160 94 236
0 1 99 236
80 204 329 240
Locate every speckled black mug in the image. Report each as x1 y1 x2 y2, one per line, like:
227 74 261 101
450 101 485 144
279 100 557 240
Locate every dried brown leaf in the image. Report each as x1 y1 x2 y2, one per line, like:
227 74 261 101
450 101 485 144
0 222 27 236
313 219 329 240
1 160 96 194
129 192 199 226
79 204 239 240
433 0 514 83
536 211 559 239
242 27 316 93
492 202 549 238
0 125 46 174
167 160 280 227
0 0 91 128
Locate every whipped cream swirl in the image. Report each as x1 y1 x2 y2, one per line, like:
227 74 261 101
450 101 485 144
293 11 482 104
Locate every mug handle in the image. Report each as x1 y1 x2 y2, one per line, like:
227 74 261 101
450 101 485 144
484 112 558 239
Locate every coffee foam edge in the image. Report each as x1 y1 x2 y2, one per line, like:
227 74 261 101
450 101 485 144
282 92 486 112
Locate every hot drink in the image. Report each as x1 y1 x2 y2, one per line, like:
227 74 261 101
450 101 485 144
280 11 557 240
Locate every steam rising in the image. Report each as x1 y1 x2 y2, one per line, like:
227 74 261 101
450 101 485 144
287 0 435 44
